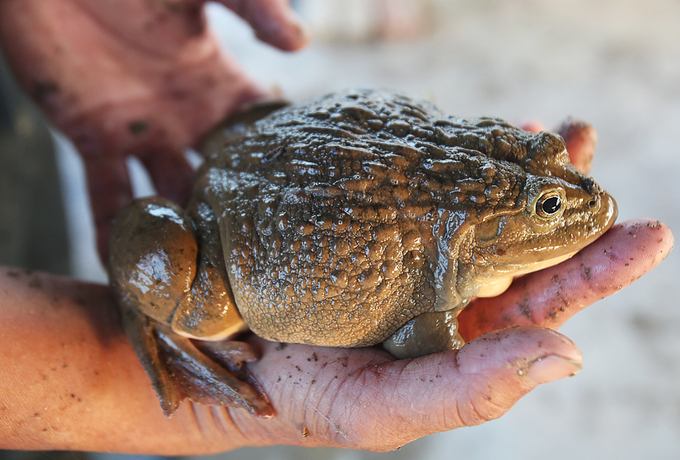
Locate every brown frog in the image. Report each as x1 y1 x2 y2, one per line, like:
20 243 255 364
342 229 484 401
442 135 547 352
109 90 617 418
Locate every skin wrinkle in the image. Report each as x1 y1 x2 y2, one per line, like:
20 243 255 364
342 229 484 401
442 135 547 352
331 373 365 446
301 359 342 436
439 394 461 432
221 406 250 448
200 405 221 439
294 360 325 435
310 395 346 445
179 404 246 454
457 391 486 427
469 398 492 425
306 356 378 443
373 412 407 451
468 390 502 424
565 260 598 308
311 405 351 445
481 390 506 414
445 338 544 425
439 362 467 430
187 401 206 438
358 359 434 443
313 369 372 447
202 405 237 446
361 354 459 435
452 399 466 429
209 406 229 437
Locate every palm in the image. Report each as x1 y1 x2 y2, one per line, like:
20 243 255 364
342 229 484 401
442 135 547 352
0 0 308 256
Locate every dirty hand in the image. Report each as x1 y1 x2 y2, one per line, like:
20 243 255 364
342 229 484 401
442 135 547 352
0 0 309 258
0 121 673 453
0 218 671 453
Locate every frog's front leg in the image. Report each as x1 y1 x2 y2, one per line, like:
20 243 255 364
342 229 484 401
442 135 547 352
382 311 465 359
109 196 273 417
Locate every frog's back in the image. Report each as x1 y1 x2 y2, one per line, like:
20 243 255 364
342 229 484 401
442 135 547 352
198 90 534 347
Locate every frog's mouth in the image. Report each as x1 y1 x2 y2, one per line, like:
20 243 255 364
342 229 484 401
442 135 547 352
474 250 578 298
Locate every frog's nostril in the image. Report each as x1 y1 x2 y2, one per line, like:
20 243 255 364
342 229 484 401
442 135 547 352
587 198 597 209
582 177 596 194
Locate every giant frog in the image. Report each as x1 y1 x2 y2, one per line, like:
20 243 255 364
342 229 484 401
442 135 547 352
109 90 617 417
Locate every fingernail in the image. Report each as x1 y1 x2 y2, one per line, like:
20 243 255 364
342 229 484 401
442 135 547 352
520 355 583 385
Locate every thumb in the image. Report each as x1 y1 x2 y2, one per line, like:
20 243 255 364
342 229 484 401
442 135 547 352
313 327 582 451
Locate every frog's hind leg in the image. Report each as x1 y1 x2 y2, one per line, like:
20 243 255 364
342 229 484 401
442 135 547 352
382 310 465 359
118 300 183 415
110 197 273 418
118 299 272 417
152 321 271 414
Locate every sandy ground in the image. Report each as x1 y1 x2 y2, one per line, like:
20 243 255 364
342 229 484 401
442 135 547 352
54 0 679 459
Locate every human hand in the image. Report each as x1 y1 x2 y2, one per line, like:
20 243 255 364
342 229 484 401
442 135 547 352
0 0 309 258
0 218 671 454
0 120 673 453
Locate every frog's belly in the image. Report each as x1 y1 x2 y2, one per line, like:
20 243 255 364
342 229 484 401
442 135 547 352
236 293 420 348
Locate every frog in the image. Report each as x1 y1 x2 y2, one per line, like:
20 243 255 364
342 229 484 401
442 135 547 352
109 89 617 418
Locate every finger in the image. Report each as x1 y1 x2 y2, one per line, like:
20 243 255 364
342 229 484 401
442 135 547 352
556 119 597 175
138 149 195 206
83 155 134 261
458 219 674 340
217 0 310 51
232 327 582 451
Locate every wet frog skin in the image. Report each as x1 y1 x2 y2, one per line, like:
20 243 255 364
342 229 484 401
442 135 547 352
109 89 617 417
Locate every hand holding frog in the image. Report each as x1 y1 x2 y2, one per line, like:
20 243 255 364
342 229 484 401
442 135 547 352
0 0 673 454
0 215 671 453
0 0 309 258
0 99 673 452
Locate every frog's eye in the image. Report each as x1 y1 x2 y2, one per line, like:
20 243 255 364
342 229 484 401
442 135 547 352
536 191 563 218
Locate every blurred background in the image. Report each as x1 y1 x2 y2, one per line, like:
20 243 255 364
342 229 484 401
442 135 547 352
1 0 678 459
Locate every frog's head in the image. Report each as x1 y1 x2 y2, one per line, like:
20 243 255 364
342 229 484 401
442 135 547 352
467 172 617 298
462 131 618 299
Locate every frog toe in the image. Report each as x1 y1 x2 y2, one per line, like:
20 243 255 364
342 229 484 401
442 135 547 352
121 304 184 416
121 304 273 418
155 323 274 418
383 310 465 360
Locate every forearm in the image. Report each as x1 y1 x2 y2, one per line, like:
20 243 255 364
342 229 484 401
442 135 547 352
0 266 245 454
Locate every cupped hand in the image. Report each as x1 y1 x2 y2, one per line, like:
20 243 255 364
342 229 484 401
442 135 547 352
0 120 673 454
0 0 309 258
1 218 671 454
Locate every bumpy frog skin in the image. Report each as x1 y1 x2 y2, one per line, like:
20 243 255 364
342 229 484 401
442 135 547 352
109 90 617 417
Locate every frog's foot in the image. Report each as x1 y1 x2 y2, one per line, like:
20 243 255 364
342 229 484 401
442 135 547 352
382 311 464 359
121 303 274 418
